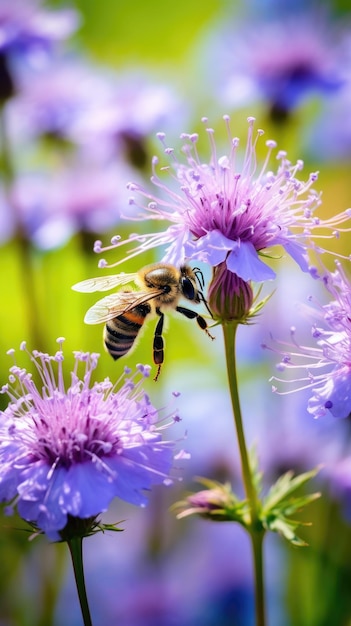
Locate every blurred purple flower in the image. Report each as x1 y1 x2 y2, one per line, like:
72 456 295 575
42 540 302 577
0 340 177 540
11 57 102 142
266 262 351 419
9 60 186 169
97 116 350 282
0 0 79 101
69 70 187 166
0 157 137 249
212 11 345 119
0 0 78 53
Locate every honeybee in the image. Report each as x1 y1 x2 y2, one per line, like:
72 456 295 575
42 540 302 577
72 263 214 380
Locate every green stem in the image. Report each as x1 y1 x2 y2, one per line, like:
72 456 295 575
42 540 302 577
67 537 93 626
222 322 266 626
222 322 259 514
251 528 266 626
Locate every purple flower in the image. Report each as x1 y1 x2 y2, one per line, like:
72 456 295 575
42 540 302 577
0 340 177 540
212 11 345 120
0 0 79 55
0 0 79 101
266 262 351 419
0 157 137 249
69 69 186 167
12 57 101 142
96 116 351 282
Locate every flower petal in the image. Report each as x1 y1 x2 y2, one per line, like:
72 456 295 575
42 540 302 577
226 240 276 281
17 463 68 534
277 238 309 273
308 369 351 419
62 461 117 517
184 229 233 266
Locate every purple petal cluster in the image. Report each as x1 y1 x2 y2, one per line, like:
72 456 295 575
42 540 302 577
266 262 351 419
0 340 176 540
0 0 79 55
212 10 345 117
97 116 351 281
0 159 136 250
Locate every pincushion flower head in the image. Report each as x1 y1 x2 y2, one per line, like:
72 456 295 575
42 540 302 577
0 339 177 541
96 116 351 286
266 262 351 419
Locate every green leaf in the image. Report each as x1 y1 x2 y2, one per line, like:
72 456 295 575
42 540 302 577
260 466 321 547
262 466 321 513
266 517 309 547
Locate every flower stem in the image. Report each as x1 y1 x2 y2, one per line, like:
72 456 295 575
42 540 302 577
67 537 93 626
251 527 266 626
222 321 266 626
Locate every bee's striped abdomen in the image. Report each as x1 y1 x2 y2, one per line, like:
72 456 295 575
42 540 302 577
103 303 151 360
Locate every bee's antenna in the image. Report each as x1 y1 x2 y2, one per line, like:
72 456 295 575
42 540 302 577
192 267 213 318
193 267 205 290
154 364 162 382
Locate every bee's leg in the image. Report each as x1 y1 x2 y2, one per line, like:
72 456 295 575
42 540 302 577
153 310 165 381
176 306 215 340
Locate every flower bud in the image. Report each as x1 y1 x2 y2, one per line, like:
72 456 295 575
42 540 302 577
174 478 249 526
208 262 254 323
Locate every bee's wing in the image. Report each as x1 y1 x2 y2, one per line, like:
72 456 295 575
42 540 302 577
72 272 137 293
84 289 164 324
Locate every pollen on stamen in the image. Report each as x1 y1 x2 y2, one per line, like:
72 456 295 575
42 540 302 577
127 182 138 191
111 235 121 245
93 240 102 253
136 363 151 377
98 259 108 269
